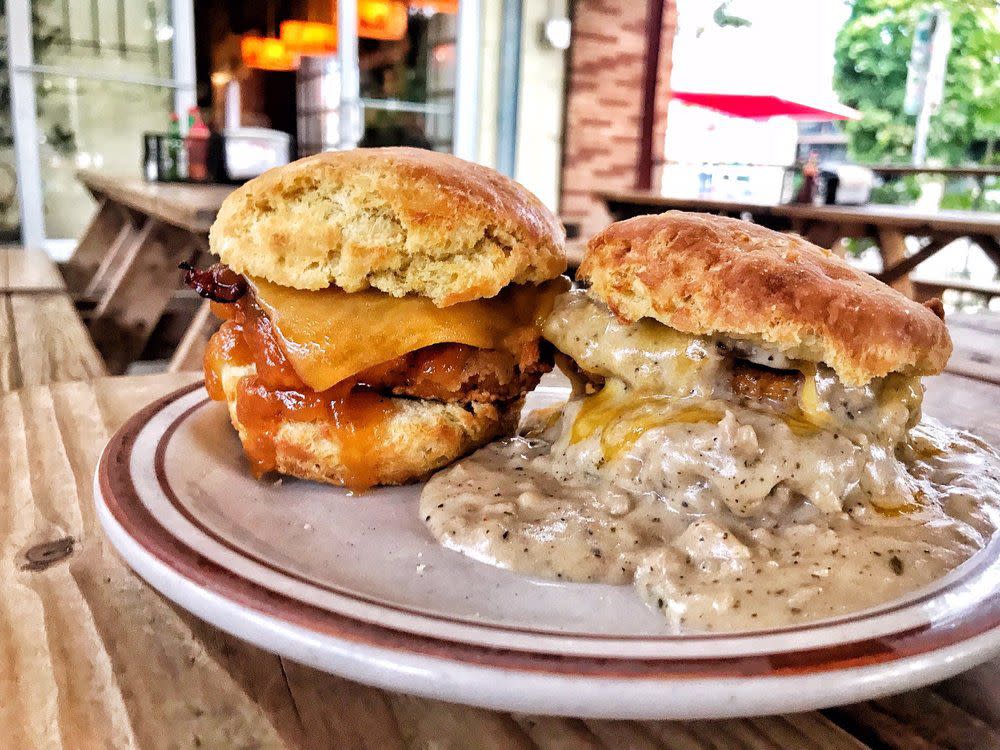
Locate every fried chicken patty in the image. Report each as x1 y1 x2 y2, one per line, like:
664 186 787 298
358 340 551 404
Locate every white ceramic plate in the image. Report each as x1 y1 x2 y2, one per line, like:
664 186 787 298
95 382 1000 719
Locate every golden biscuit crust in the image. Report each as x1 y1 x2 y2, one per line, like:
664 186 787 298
210 147 566 306
579 212 951 385
217 361 520 487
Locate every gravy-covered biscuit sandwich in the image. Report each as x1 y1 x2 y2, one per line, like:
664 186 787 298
422 212 1000 631
189 147 567 491
549 211 951 516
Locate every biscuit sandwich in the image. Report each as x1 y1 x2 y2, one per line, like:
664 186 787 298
187 147 567 491
540 211 952 516
420 211 989 631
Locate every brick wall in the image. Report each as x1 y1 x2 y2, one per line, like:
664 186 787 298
559 1 676 239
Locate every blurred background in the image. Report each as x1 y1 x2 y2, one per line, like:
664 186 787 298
0 0 998 375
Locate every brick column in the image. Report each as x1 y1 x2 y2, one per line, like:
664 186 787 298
559 0 676 239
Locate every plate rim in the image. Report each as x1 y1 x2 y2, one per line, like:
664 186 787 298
148 388 1000 658
155 394 998 645
97 381 1000 686
95 464 1000 719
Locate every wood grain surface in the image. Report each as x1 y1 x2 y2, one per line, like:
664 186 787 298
0 248 65 293
67 172 221 376
0 248 106 393
944 313 1000 385
0 293 105 394
76 171 234 235
0 367 996 749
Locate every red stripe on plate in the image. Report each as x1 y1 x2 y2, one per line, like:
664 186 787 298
98 382 1000 680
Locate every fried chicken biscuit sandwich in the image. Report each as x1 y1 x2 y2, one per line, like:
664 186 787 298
190 147 567 491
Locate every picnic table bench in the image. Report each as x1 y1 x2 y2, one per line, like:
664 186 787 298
0 247 104 392
63 171 235 375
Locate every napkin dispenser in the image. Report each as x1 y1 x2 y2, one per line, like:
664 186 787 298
222 127 292 180
817 164 874 205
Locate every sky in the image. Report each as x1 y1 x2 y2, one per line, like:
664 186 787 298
670 0 853 102
661 1 854 195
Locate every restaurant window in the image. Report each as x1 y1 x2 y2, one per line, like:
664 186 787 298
296 4 458 156
6 0 195 251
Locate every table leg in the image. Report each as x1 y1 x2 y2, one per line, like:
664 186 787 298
798 222 845 254
61 198 130 293
876 229 915 298
877 235 957 286
972 235 1000 271
83 207 144 302
88 219 200 374
167 300 216 373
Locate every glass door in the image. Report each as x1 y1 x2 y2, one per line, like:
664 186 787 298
356 7 457 153
5 0 195 252
295 0 480 160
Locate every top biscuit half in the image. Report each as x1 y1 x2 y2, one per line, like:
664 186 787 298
210 147 567 306
578 212 952 386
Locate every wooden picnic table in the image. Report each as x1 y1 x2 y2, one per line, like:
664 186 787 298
0 247 104 392
63 170 235 375
869 165 1000 179
870 164 1000 210
598 191 1000 299
0 317 997 748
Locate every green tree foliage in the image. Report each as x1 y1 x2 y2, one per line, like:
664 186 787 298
833 0 1000 166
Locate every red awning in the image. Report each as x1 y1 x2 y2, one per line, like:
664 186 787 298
671 91 861 121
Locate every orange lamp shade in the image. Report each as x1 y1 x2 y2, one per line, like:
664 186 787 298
412 0 459 13
241 35 298 71
280 21 338 55
358 0 409 40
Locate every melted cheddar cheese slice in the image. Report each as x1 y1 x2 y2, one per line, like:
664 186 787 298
570 370 845 463
250 275 568 392
571 379 724 461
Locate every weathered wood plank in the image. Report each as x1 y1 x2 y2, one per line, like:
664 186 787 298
6 249 64 292
279 662 405 750
89 221 198 374
514 715 605 749
876 228 914 297
0 375 302 749
923 371 1000 442
827 689 1000 750
0 296 18 392
583 719 664 749
877 235 958 285
0 248 65 292
386 693 535 749
943 324 1000 384
948 311 1000 336
62 199 130 293
168 300 215 373
83 210 144 301
7 293 105 390
933 659 1000 728
76 171 233 235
